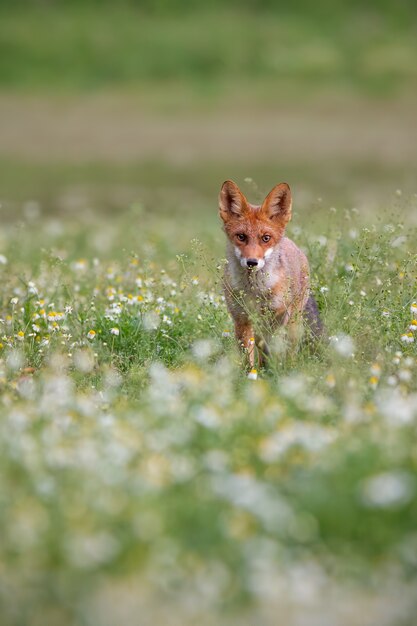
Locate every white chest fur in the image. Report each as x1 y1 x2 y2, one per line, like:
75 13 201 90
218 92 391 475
226 243 282 301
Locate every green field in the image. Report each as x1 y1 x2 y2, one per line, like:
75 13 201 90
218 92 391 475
1 2 417 624
1 186 417 624
1 1 417 96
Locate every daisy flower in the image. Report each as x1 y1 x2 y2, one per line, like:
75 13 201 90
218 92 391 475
369 376 379 389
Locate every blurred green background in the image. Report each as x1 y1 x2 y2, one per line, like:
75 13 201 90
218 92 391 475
0 0 416 237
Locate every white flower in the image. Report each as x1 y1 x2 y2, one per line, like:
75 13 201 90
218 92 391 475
411 303 417 315
330 334 355 358
248 369 258 380
260 423 336 462
370 363 381 377
0 254 8 264
398 369 412 382
110 327 120 336
360 471 414 509
191 339 215 360
401 333 414 344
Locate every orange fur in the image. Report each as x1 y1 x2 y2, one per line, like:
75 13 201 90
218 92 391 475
219 180 311 368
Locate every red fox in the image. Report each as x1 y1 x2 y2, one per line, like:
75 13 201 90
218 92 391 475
219 179 322 369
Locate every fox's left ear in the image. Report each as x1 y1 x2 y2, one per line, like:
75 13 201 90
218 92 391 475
261 183 292 223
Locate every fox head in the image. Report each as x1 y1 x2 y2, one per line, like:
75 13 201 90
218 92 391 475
219 180 292 270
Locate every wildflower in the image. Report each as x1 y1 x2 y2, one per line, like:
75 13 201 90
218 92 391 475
398 369 412 382
110 327 120 336
248 369 258 380
401 333 414 344
16 331 25 341
381 310 390 317
360 471 414 509
320 286 329 294
10 297 18 305
325 373 336 388
369 376 379 389
87 330 96 340
73 259 87 271
330 334 355 358
370 363 381 377
0 254 7 264
222 330 231 338
192 339 215 360
411 303 417 315
192 277 199 285
249 337 255 346
409 320 417 332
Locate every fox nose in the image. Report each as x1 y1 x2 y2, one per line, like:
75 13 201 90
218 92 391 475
246 258 258 268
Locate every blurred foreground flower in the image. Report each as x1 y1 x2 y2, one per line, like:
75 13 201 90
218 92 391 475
330 334 355 358
360 471 414 509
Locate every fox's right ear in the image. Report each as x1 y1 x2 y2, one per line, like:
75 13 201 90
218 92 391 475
219 180 247 222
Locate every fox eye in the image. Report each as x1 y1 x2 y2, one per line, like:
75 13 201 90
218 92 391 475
236 233 246 242
262 234 271 243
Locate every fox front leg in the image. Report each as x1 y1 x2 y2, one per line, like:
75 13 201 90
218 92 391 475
234 317 255 368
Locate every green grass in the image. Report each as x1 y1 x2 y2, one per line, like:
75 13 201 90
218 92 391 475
0 189 416 624
1 3 416 97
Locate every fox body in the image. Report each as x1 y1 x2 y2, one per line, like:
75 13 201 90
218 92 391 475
219 180 320 367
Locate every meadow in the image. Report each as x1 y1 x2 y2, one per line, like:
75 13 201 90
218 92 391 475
1 1 417 624
1 185 417 625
